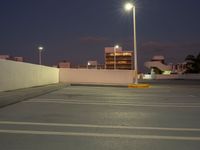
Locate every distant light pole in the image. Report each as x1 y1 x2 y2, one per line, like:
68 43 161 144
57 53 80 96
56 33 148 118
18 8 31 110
114 45 119 70
38 46 44 65
125 2 138 84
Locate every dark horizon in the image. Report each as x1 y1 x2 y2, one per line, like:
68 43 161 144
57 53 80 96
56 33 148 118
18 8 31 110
0 0 200 72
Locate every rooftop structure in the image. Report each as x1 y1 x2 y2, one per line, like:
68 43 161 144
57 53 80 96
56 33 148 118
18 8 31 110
0 55 24 62
58 60 70 68
144 55 187 74
87 60 97 69
13 57 23 62
0 55 10 60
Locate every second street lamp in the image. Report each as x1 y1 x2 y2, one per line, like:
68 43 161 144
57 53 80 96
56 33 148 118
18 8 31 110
38 46 44 65
124 2 138 84
114 45 119 70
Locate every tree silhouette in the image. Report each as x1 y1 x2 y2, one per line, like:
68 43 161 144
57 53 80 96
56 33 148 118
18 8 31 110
185 53 200 73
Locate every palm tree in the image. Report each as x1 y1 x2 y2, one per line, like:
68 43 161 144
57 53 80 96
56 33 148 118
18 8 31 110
185 53 200 73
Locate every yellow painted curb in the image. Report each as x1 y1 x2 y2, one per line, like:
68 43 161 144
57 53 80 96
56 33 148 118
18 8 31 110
128 84 150 88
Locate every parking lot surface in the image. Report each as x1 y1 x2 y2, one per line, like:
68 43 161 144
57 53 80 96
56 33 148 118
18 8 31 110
0 80 200 150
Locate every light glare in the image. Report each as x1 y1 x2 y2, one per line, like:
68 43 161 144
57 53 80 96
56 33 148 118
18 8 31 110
38 46 44 51
114 45 119 49
125 3 133 11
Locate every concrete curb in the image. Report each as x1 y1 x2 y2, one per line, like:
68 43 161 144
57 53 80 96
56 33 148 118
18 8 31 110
70 83 128 88
0 83 68 108
128 83 150 88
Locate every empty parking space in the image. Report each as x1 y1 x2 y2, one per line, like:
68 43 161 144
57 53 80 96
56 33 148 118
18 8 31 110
0 81 200 150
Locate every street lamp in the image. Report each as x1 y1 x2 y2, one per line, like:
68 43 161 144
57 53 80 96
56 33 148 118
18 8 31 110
114 45 119 70
38 46 44 65
124 2 138 84
87 62 91 69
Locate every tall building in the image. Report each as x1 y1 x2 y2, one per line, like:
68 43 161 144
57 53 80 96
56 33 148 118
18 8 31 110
104 47 133 70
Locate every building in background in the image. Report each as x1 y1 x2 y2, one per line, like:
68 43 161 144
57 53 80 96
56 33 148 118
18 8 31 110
144 55 187 75
87 60 97 69
104 47 133 70
76 61 104 69
13 57 23 62
0 55 24 62
57 60 70 68
0 55 10 60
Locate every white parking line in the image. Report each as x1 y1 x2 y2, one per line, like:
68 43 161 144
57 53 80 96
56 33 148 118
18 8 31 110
29 98 200 105
25 100 200 108
0 129 200 141
0 121 200 132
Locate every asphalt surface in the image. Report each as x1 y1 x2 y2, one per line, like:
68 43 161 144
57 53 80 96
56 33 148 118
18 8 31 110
0 80 200 150
0 83 67 108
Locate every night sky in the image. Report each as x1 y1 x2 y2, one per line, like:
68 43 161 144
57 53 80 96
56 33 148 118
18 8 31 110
0 0 200 72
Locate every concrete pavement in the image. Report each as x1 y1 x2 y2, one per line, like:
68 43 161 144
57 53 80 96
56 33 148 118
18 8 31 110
0 83 67 108
0 80 200 150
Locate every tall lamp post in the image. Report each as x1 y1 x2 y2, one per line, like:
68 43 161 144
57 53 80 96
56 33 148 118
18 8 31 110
38 46 44 65
114 45 119 70
125 3 138 84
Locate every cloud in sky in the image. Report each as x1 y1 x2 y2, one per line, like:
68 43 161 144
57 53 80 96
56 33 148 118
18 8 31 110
140 41 200 53
79 36 111 45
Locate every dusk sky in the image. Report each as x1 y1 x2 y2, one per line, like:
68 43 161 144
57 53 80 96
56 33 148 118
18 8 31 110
0 0 200 72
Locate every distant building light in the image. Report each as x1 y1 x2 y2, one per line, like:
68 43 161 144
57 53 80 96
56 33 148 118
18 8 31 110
163 71 172 75
87 61 98 69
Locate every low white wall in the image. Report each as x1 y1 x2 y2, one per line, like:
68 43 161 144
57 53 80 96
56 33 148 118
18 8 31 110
59 68 135 85
0 59 59 91
155 74 200 80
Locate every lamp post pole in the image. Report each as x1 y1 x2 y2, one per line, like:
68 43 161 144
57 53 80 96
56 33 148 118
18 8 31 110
125 3 138 84
38 46 44 65
133 6 138 84
114 48 116 70
114 45 119 70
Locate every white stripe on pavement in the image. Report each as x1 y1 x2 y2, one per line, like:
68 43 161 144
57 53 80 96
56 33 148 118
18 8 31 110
25 100 200 108
28 98 200 105
0 129 200 141
0 121 200 132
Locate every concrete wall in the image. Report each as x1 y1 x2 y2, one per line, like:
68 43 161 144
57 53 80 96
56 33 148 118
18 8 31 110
59 68 135 85
0 59 59 91
155 74 200 80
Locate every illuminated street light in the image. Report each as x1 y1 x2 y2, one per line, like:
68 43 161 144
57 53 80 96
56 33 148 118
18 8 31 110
87 62 91 69
114 45 119 70
38 46 44 65
124 2 138 84
125 3 133 11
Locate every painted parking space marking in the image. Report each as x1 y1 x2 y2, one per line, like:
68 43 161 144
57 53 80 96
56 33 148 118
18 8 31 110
0 121 200 132
0 129 200 141
28 98 200 105
25 99 200 108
